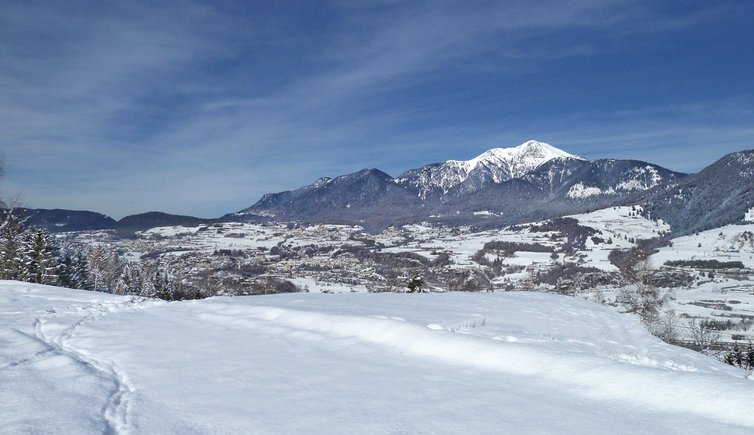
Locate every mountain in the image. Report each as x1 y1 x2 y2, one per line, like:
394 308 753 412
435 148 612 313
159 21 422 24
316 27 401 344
523 157 684 200
441 157 685 225
14 208 117 232
13 209 213 234
114 212 214 233
15 143 753 236
235 140 685 229
396 140 582 197
641 150 754 235
231 168 424 230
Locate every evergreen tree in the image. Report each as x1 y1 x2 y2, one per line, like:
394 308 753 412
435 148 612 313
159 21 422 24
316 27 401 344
723 348 738 366
114 262 143 295
746 344 754 370
0 207 26 280
153 266 175 300
88 245 121 292
723 343 746 369
57 246 77 288
21 229 59 285
71 249 94 290
734 343 745 367
139 265 158 298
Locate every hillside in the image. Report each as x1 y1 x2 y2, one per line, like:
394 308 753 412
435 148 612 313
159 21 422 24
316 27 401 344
2 282 753 434
641 150 754 235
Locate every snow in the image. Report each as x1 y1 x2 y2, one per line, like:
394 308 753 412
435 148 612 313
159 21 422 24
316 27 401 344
615 166 663 191
569 206 669 240
287 276 370 294
397 140 583 194
472 210 501 216
745 207 754 223
566 167 663 199
3 281 754 434
649 224 754 269
567 206 670 271
567 182 608 199
456 139 582 179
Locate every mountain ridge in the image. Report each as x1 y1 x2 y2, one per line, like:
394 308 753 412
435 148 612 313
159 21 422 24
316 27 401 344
235 140 688 230
14 142 754 235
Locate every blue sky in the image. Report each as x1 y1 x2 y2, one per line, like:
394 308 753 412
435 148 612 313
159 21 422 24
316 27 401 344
1 0 753 219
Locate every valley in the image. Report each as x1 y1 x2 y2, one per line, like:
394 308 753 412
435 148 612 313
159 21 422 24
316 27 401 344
60 205 754 348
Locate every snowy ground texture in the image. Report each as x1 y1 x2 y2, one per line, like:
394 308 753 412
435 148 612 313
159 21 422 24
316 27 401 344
2 281 754 434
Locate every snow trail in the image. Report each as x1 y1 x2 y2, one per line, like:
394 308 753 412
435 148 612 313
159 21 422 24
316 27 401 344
0 328 54 372
31 299 140 435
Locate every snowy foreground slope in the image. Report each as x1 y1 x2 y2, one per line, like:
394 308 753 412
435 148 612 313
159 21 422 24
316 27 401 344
2 282 753 434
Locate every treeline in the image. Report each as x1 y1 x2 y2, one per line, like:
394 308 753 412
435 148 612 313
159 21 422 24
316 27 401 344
664 259 746 269
481 241 554 256
722 343 754 371
0 208 201 301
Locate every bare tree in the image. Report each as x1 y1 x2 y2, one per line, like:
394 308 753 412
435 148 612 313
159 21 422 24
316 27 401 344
650 310 680 344
688 318 721 352
616 259 669 324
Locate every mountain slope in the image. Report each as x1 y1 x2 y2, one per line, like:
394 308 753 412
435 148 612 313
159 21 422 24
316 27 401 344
13 209 214 234
234 168 424 229
13 208 117 232
114 212 214 233
435 158 682 225
642 149 754 235
523 158 685 200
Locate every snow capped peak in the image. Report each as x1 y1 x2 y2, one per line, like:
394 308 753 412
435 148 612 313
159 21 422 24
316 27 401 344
518 139 582 159
460 140 583 175
397 140 584 196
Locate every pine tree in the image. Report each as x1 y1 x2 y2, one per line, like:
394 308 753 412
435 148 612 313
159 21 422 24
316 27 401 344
0 207 26 280
734 343 745 367
723 343 746 369
114 262 143 295
21 229 59 285
723 348 738 366
746 344 754 371
57 246 77 288
153 266 174 301
72 249 93 290
88 245 121 292
139 265 158 298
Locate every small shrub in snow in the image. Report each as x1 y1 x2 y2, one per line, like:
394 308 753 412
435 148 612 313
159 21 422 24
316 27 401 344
407 273 424 293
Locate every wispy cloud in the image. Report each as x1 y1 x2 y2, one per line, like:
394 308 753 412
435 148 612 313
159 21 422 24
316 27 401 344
1 0 752 217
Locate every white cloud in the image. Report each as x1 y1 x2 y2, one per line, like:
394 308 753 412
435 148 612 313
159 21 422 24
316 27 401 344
1 0 752 217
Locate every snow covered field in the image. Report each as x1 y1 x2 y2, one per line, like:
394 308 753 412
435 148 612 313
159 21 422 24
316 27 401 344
650 224 754 269
2 281 753 434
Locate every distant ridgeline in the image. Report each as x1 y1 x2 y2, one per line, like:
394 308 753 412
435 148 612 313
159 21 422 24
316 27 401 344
13 141 754 235
7 209 215 234
228 141 754 235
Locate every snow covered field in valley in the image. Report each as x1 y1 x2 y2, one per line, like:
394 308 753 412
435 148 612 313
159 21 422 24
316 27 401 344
649 224 754 269
2 281 754 434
